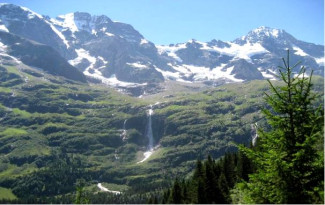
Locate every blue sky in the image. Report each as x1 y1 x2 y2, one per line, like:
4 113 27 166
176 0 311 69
1 0 324 45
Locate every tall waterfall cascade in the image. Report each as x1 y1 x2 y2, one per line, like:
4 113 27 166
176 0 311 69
146 105 154 151
251 122 258 146
137 103 159 164
121 119 128 141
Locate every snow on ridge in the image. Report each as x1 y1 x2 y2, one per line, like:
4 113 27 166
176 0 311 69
54 13 79 32
0 42 21 64
73 50 147 87
19 6 44 19
140 38 149 44
158 40 268 63
0 4 43 19
0 24 8 32
315 57 325 66
0 41 7 52
98 56 108 65
127 62 148 69
45 20 70 48
69 48 97 69
156 63 244 83
252 26 281 38
156 44 186 62
258 67 277 80
201 41 269 63
154 66 191 83
294 72 309 78
105 32 115 37
292 45 308 56
84 67 147 87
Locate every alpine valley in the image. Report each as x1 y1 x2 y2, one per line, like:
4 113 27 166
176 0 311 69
0 3 323 203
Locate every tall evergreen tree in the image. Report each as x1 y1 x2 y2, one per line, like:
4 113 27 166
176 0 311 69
236 50 324 203
197 178 207 204
204 156 218 203
171 178 183 204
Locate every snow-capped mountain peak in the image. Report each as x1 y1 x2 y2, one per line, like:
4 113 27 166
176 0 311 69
235 26 290 44
251 26 283 38
0 3 43 20
52 12 101 33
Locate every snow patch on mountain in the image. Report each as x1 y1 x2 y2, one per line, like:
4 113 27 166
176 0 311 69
154 66 191 83
20 6 43 19
98 56 108 65
105 32 115 37
140 38 149 44
239 26 283 42
292 45 308 56
46 21 70 48
0 41 7 51
201 41 269 63
252 26 280 38
157 63 244 82
52 13 79 33
84 67 147 87
69 48 96 69
314 57 325 66
0 42 21 64
0 24 8 32
73 50 147 87
209 65 244 82
157 43 186 62
258 67 276 80
127 62 148 69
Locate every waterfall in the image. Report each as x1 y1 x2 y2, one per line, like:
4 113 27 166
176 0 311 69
146 105 154 151
137 104 156 164
121 119 128 141
251 122 258 146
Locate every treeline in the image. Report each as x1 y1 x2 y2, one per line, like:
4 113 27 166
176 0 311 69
157 151 253 204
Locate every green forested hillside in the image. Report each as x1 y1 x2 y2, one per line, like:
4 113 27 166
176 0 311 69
160 55 324 204
0 63 323 203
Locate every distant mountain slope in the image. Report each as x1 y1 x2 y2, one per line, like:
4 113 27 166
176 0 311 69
158 27 324 82
0 31 86 82
0 4 323 91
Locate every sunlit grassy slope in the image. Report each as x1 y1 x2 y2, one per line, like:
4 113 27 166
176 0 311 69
0 63 323 199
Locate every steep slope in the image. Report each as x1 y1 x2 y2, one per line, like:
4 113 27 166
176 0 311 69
0 31 86 82
0 4 170 86
0 3 74 59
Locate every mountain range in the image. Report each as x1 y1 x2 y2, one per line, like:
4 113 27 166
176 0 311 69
0 3 324 202
0 3 324 95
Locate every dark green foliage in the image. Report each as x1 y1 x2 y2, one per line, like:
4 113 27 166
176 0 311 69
235 51 324 204
9 152 90 198
161 152 253 204
74 179 90 204
171 178 183 204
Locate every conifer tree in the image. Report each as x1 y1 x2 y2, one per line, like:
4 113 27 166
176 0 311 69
204 156 218 203
171 178 183 204
236 50 324 203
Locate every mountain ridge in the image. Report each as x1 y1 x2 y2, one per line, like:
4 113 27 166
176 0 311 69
0 4 323 96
